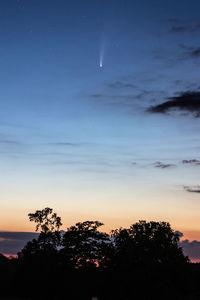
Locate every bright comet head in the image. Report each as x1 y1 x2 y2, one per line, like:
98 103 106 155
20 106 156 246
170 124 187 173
99 45 104 68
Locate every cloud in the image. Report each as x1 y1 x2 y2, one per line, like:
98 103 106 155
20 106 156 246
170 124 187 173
170 26 190 33
106 81 137 89
173 228 200 261
182 159 200 165
0 231 200 262
190 47 200 57
90 93 143 109
0 140 22 150
180 240 200 261
179 44 200 58
148 91 200 117
0 232 39 255
106 80 154 98
90 77 168 113
90 88 163 112
168 18 200 33
0 140 20 145
183 185 200 193
153 161 175 169
170 25 200 33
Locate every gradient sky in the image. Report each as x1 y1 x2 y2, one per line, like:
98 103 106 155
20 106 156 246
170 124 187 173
1 0 200 257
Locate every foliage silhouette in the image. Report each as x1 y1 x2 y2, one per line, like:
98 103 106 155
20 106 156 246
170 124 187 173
18 208 61 267
61 220 114 269
28 207 62 233
112 220 188 268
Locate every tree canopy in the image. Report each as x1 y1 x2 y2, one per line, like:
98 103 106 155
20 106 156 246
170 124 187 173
112 220 188 268
17 208 189 271
28 207 62 233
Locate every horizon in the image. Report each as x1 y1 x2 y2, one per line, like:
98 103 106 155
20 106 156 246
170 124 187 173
0 215 200 261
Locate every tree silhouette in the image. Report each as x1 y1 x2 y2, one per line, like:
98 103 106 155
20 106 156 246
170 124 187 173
112 220 188 268
61 220 113 268
28 207 62 233
19 208 62 260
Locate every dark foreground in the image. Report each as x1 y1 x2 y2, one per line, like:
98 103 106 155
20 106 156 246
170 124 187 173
1 260 200 300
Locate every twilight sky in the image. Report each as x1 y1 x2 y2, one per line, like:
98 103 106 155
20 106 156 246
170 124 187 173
1 0 200 258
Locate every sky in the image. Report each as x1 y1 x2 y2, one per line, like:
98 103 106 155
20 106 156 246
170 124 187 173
1 0 200 259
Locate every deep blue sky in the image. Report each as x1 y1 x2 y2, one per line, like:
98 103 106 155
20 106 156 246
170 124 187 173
1 1 200 261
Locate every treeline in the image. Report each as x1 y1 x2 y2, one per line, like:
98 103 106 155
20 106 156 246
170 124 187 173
1 208 200 299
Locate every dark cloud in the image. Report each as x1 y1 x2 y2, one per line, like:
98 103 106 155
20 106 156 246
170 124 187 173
148 91 200 117
183 185 200 193
0 232 38 255
179 44 200 59
182 159 200 165
180 240 200 261
179 44 200 58
154 161 175 169
190 48 200 57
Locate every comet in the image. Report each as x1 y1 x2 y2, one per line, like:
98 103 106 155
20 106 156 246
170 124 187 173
99 57 103 68
99 40 105 68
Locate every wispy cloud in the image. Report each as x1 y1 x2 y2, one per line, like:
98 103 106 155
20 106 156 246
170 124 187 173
90 93 143 109
183 185 200 193
106 81 137 89
170 25 200 33
90 88 164 113
0 140 20 145
167 18 200 34
189 47 200 57
182 159 200 165
153 161 175 169
179 44 200 58
170 26 191 33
